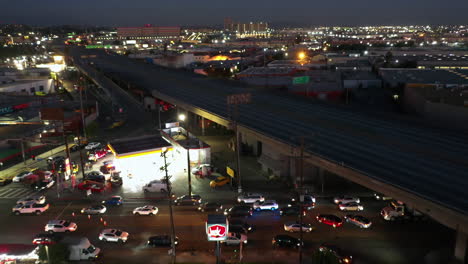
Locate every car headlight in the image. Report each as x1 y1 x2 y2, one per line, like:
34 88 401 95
198 207 201 210
248 227 252 231
243 240 247 244
81 209 84 213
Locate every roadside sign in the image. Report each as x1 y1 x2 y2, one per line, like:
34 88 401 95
226 166 235 178
206 215 228 241
293 76 310 84
227 93 252 105
64 158 71 178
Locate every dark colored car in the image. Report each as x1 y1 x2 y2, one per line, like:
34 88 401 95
224 205 253 218
229 219 254 232
174 194 202 206
147 235 179 247
198 202 223 212
110 175 123 186
100 163 116 174
0 178 12 186
32 179 55 191
70 144 85 152
102 196 123 206
272 234 303 249
279 205 307 216
316 214 343 228
319 244 353 263
33 233 57 245
86 172 106 182
47 156 65 165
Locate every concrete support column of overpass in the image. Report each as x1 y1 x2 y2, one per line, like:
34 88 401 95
201 116 205 136
318 167 324 194
454 228 467 263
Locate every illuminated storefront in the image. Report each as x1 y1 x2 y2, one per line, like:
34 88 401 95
108 135 173 192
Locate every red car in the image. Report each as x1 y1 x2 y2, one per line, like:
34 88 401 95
76 180 105 193
33 233 57 245
316 214 343 228
88 150 107 161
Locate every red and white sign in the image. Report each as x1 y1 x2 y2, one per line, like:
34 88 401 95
207 224 227 239
206 215 228 241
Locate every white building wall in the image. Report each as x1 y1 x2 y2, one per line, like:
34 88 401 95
0 79 54 95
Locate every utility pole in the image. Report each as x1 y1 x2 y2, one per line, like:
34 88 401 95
299 136 304 264
77 128 86 181
162 148 176 263
79 84 87 139
235 121 242 193
20 139 26 165
53 161 60 198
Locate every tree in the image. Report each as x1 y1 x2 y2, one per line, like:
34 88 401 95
310 248 341 264
37 244 70 264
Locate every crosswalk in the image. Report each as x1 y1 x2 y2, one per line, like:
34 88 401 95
0 187 38 199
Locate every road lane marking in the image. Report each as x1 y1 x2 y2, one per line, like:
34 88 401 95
55 202 72 219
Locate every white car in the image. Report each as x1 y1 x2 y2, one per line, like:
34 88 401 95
284 222 314 232
81 205 107 214
17 195 46 205
237 193 265 204
13 171 33 182
191 164 214 176
338 202 364 211
223 232 248 245
85 142 102 150
99 229 129 243
333 196 360 204
133 205 158 216
44 220 77 233
43 171 53 180
253 200 279 211
344 215 372 228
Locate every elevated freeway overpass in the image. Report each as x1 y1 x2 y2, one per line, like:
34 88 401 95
70 47 468 261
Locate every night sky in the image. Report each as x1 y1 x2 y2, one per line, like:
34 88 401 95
2 0 468 26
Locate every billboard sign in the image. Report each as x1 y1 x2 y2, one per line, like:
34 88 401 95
64 158 71 179
293 76 310 84
226 166 235 178
206 215 228 241
227 93 251 105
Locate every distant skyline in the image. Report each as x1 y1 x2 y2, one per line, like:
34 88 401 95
2 0 468 27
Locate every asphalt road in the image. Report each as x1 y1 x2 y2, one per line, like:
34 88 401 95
0 176 454 264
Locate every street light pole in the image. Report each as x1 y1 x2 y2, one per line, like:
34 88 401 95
179 113 192 197
299 136 304 264
162 148 176 263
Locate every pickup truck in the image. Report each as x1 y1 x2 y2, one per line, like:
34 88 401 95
12 202 49 215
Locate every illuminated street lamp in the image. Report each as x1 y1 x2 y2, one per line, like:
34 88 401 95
178 113 192 197
178 114 186 122
297 52 306 60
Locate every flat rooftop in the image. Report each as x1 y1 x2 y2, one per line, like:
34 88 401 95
109 134 171 155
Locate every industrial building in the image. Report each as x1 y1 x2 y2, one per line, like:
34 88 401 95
224 18 269 38
117 25 181 39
